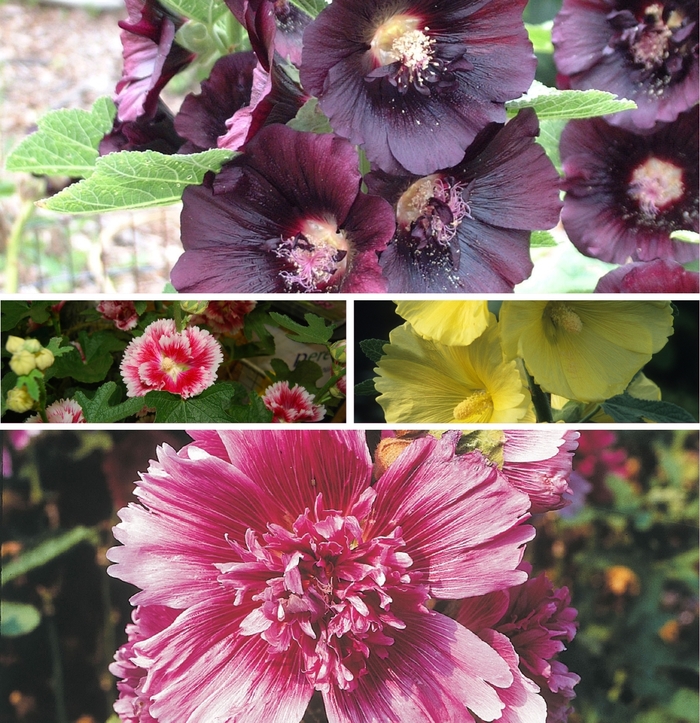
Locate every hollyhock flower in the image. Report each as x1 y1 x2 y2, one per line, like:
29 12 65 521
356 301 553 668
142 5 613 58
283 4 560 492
500 300 674 402
113 0 194 123
501 430 579 514
300 0 536 175
367 110 562 292
172 125 396 292
456 567 580 723
560 108 699 264
100 102 184 155
120 319 222 398
573 430 629 505
394 300 494 347
553 0 699 129
261 381 326 422
97 300 140 331
27 399 86 424
107 430 537 722
595 258 700 292
374 323 533 423
188 300 257 337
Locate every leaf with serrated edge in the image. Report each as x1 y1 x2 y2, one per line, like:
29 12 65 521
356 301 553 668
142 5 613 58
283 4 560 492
507 81 636 119
269 312 335 345
6 97 115 177
530 230 558 248
360 338 386 364
74 383 146 423
39 148 235 214
602 394 697 423
146 383 245 422
354 378 377 396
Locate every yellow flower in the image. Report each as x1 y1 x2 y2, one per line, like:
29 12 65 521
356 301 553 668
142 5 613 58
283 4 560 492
500 301 674 402
6 386 35 413
374 323 532 423
9 350 37 376
394 301 494 346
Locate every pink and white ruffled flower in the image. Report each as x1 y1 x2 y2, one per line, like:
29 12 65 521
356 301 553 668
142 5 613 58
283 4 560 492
27 399 85 424
188 300 256 337
120 318 222 399
107 430 538 722
457 565 580 723
262 381 326 423
97 300 140 331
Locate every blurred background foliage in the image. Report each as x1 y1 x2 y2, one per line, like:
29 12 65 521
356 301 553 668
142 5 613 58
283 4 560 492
1 429 697 723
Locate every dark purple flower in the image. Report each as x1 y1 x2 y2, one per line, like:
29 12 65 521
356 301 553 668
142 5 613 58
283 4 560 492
174 52 257 153
114 0 194 123
595 258 700 291
560 107 699 264
553 0 699 129
300 0 536 176
100 100 184 155
366 109 562 292
172 124 396 292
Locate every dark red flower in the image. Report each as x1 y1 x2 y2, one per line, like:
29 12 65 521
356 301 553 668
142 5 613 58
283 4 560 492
100 101 184 155
366 109 561 292
595 258 699 291
300 0 536 175
553 0 699 129
172 125 396 292
560 107 699 264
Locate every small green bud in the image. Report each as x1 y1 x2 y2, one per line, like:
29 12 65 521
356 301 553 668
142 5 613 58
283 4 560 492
180 300 209 315
329 339 346 364
23 338 42 354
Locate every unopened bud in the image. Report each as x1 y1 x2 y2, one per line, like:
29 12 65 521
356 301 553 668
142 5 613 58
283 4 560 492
35 348 55 371
6 386 34 413
23 338 42 354
5 336 25 354
10 350 37 376
329 339 346 364
180 300 209 315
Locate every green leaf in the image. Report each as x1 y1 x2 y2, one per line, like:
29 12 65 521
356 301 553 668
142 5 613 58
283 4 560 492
226 386 274 422
159 0 227 24
2 526 98 585
666 688 700 722
530 229 558 247
360 338 386 364
0 601 42 637
670 229 700 244
269 358 324 393
50 330 125 384
354 378 377 396
535 118 567 173
287 98 332 134
269 312 335 345
16 370 43 401
39 148 235 214
525 21 553 54
5 97 115 178
506 81 636 119
602 394 697 423
145 382 249 422
1 301 32 331
134 301 148 316
287 0 327 19
45 337 73 358
73 382 146 423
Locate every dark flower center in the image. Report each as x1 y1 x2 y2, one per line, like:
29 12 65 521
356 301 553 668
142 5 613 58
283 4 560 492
219 494 425 692
607 2 696 87
628 156 685 215
274 219 349 291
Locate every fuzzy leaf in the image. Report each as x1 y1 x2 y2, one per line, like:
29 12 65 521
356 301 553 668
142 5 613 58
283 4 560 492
2 526 98 585
269 312 335 345
525 21 553 54
39 148 235 214
287 98 332 134
1 301 32 332
226 386 274 422
507 81 637 119
15 370 43 401
287 0 326 19
1 602 42 637
45 337 74 358
50 330 125 384
159 0 227 24
5 97 115 178
73 382 146 423
530 229 558 248
602 394 697 423
145 382 259 422
354 378 377 396
269 358 324 393
360 338 386 364
535 118 567 173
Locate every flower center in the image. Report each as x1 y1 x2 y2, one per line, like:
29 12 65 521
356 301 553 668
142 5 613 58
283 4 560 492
371 15 434 71
274 219 348 292
545 302 583 334
628 156 685 216
218 493 424 692
397 174 470 246
452 390 494 422
160 356 190 380
633 4 673 68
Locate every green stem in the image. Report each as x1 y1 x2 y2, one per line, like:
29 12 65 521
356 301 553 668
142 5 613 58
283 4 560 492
46 608 68 723
525 368 553 423
173 303 184 332
313 368 346 405
578 404 603 423
5 200 35 293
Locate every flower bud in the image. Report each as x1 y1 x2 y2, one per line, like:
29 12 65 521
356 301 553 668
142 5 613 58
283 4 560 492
329 340 346 364
23 338 42 354
35 348 55 371
6 386 34 413
180 300 210 315
10 350 37 376
5 336 25 354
